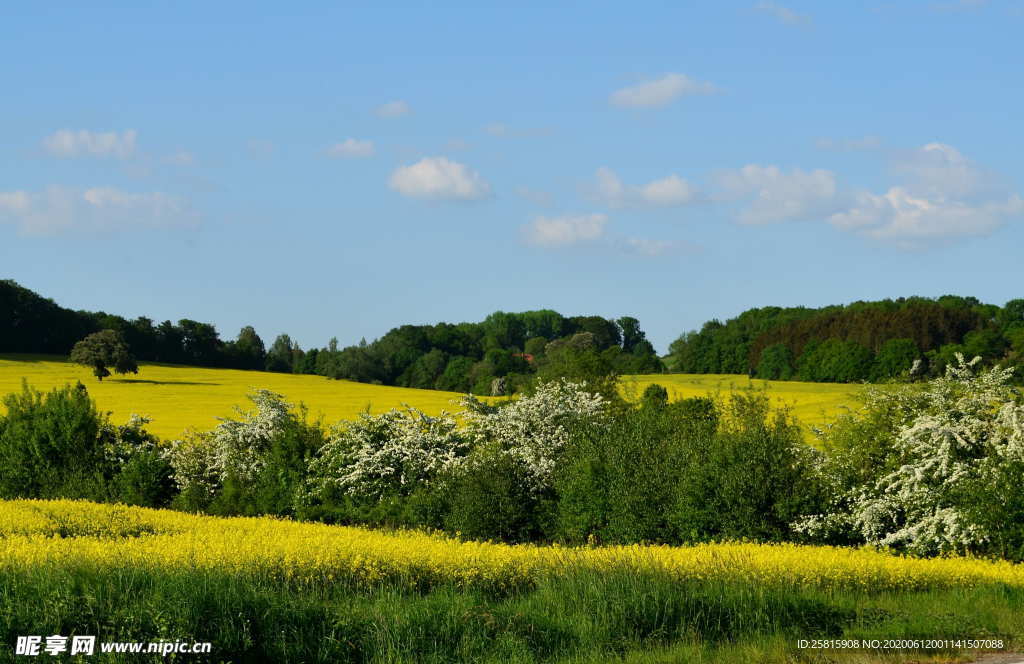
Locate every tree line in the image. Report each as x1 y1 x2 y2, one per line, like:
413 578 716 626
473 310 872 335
1 280 663 394
667 295 1024 382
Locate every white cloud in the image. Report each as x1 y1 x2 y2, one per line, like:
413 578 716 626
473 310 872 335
163 150 196 166
0 185 198 235
388 156 491 200
714 164 839 223
829 188 1023 244
42 129 137 159
892 142 986 198
375 100 411 118
815 135 883 151
485 123 509 137
325 138 375 158
609 73 717 109
522 213 607 248
622 237 677 256
593 167 700 208
826 143 1023 245
753 2 811 25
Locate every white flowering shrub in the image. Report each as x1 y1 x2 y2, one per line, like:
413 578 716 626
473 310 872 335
101 414 164 466
307 407 469 502
796 355 1024 556
460 379 607 492
99 414 177 507
167 389 293 497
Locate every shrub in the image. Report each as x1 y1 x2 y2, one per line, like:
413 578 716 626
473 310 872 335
557 404 699 544
0 382 172 507
168 390 323 516
103 415 176 507
798 355 1024 558
461 380 607 494
0 381 108 500
671 393 821 542
307 407 468 504
443 442 555 543
640 383 669 409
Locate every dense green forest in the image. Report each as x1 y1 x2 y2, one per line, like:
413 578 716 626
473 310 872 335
667 296 1024 382
7 280 1024 389
0 280 662 394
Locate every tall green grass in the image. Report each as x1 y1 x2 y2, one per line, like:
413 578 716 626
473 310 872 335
2 560 1019 663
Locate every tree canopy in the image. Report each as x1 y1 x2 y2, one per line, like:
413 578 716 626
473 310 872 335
70 330 139 381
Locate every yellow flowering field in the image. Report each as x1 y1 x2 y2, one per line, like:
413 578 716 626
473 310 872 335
620 373 861 430
0 354 477 440
0 354 858 440
3 499 1022 596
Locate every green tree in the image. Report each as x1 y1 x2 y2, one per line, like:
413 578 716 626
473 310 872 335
870 338 919 380
266 334 295 373
177 319 223 366
402 349 449 389
756 343 794 380
232 325 266 370
69 330 138 381
641 383 669 409
436 356 476 392
616 316 644 353
523 336 548 359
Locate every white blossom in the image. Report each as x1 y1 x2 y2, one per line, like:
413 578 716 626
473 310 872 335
459 379 607 492
308 407 469 501
796 355 1024 555
167 389 292 495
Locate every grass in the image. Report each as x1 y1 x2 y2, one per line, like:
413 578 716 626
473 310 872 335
0 354 861 440
1 500 1020 663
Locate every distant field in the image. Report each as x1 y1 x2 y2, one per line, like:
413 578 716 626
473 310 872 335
0 354 862 440
0 354 474 440
620 373 861 431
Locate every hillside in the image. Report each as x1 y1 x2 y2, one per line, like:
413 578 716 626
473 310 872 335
1 279 663 396
2 354 859 440
0 354 475 440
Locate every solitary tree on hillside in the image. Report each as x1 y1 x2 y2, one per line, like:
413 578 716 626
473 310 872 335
70 330 139 381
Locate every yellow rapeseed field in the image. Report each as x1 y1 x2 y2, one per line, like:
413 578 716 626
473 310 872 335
0 355 859 440
3 499 1021 595
620 373 860 430
0 354 475 440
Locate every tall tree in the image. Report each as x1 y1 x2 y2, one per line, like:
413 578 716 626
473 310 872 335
232 326 266 370
70 330 139 381
266 334 295 373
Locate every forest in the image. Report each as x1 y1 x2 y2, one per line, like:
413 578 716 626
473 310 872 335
0 280 662 395
667 295 1024 383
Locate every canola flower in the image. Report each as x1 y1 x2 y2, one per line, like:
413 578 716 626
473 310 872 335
3 499 1024 596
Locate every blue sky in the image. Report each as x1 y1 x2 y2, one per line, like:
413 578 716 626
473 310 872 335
3 1 1023 353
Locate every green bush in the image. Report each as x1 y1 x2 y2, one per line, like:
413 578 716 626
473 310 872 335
557 397 721 545
671 394 821 542
103 416 176 507
444 444 555 543
205 411 324 517
0 381 108 500
640 383 669 409
0 381 174 507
